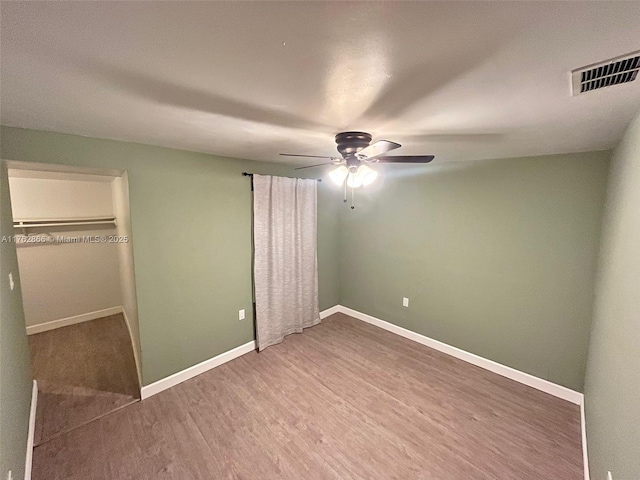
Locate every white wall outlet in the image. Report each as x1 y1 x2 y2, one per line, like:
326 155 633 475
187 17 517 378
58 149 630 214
607 472 613 480
8 272 14 291
238 309 245 321
7 470 13 480
402 297 409 307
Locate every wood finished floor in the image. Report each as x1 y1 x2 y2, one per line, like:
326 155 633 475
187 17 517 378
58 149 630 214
33 313 582 479
28 314 140 445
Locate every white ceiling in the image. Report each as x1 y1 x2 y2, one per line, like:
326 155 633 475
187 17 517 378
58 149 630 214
1 2 639 165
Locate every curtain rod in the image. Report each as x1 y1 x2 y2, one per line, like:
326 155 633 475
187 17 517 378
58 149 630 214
242 172 321 182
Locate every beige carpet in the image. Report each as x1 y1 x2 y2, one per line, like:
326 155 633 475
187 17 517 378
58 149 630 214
28 314 140 444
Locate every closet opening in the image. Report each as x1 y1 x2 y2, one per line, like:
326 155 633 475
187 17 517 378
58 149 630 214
6 161 141 445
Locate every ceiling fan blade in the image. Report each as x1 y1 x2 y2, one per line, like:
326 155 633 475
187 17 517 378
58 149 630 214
357 140 401 159
294 161 336 170
374 155 435 163
280 153 335 159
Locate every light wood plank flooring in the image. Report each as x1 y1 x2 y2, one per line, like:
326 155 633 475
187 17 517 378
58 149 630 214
28 314 140 445
33 313 582 479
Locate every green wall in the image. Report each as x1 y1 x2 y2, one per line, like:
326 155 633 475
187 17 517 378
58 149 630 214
3 124 628 477
584 112 640 479
0 162 32 480
0 126 340 386
339 152 610 392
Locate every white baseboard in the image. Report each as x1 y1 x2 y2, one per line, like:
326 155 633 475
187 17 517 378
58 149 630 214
138 304 588 477
581 398 590 480
24 380 37 480
141 341 256 400
140 305 337 400
26 306 123 335
320 305 341 319
336 305 584 405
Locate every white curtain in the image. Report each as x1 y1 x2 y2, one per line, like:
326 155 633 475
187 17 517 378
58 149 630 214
252 174 320 351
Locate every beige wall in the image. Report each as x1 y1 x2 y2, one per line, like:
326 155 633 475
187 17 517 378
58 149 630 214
8 174 122 327
9 175 114 220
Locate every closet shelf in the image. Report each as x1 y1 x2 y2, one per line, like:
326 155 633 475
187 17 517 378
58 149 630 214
13 217 117 229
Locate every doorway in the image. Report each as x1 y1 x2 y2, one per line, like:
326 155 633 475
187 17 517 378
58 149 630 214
6 162 141 445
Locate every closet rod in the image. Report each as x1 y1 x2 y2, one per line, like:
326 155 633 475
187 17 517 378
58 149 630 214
13 218 117 229
242 172 322 182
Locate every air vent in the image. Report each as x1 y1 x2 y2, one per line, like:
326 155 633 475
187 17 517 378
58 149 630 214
572 51 639 95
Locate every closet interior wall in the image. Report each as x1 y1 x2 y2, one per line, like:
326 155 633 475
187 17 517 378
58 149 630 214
7 165 141 385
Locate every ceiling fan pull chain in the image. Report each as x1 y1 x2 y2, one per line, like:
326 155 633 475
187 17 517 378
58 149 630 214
351 185 355 210
344 178 348 203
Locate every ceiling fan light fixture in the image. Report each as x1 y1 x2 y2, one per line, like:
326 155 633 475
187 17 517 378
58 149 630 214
329 165 349 186
358 164 378 186
345 164 377 188
346 170 363 188
284 131 434 208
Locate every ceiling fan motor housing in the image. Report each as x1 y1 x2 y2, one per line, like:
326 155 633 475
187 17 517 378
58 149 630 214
287 131 433 171
335 131 372 158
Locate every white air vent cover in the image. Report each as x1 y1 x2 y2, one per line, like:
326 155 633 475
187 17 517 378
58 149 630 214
572 51 639 95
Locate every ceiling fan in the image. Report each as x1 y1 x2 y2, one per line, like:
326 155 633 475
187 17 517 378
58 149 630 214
280 131 434 208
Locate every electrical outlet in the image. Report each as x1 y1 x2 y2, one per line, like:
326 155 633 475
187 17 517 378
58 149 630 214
238 309 245 321
8 272 14 291
607 472 613 480
7 469 13 480
402 297 409 307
